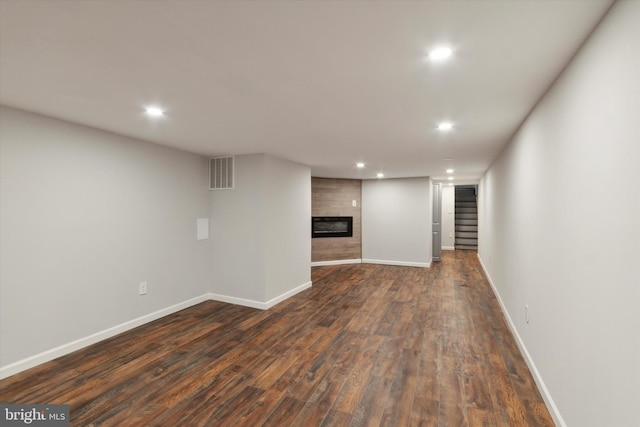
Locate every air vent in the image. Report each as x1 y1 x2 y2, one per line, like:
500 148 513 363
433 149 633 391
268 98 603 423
209 156 234 190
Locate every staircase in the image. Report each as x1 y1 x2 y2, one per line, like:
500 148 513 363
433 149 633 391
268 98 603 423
455 186 478 250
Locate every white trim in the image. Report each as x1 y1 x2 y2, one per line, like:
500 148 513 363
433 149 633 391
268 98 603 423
0 294 210 380
311 259 362 267
476 254 566 427
209 281 313 310
1 280 315 379
362 258 431 268
442 246 456 251
207 293 269 310
265 281 312 309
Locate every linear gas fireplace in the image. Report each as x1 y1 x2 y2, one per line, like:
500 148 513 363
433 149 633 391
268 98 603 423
312 216 353 238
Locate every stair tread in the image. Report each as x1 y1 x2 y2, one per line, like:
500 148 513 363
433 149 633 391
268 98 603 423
456 233 477 238
455 188 478 249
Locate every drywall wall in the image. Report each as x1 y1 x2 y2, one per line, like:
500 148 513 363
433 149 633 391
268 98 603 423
311 178 361 263
264 155 311 301
0 112 312 375
209 154 267 303
210 154 311 306
362 177 432 267
478 2 640 426
0 106 213 370
441 185 455 250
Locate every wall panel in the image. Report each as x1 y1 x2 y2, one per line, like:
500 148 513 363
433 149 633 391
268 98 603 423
311 178 361 262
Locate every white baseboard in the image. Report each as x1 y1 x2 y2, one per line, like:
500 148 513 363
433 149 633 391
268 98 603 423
0 294 210 380
311 259 362 267
476 254 566 427
208 280 312 310
207 293 269 310
442 246 456 251
362 258 431 268
1 279 314 380
265 281 312 309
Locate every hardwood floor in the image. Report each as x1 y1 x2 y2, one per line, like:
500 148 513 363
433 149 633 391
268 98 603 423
0 251 554 426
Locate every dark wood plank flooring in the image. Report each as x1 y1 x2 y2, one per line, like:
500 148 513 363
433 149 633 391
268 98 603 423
0 251 554 426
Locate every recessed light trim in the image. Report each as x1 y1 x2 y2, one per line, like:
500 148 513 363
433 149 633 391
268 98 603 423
356 162 365 169
144 106 165 117
428 46 453 61
376 172 385 178
448 177 454 180
446 169 454 174
438 122 453 131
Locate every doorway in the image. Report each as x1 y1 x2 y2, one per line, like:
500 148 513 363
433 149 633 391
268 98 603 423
454 186 478 250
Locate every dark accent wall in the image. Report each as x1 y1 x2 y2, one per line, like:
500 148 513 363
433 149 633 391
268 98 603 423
311 178 361 262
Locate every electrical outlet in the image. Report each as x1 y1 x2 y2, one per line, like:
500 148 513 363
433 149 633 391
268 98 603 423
139 282 148 295
525 304 529 324
352 200 357 207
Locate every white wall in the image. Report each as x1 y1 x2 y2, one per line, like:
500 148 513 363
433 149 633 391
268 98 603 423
441 185 455 250
362 177 432 267
0 106 213 370
1 113 313 376
209 154 267 302
478 2 640 426
210 154 311 306
264 155 311 301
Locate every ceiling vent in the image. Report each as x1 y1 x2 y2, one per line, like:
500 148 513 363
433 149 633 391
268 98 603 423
209 156 234 190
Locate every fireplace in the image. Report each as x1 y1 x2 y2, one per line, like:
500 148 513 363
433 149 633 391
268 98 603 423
312 216 353 238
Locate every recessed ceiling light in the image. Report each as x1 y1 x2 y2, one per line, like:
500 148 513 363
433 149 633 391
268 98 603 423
428 46 453 61
377 173 384 178
144 106 165 117
443 157 454 161
449 183 454 186
446 168 454 174
437 122 453 131
448 177 454 180
356 162 365 169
